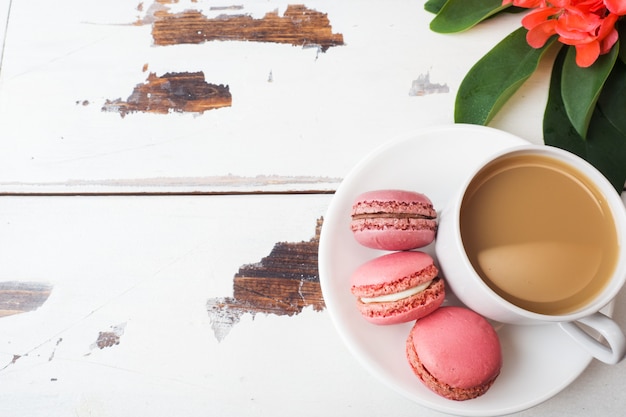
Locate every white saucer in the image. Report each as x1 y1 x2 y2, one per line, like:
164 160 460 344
318 124 602 416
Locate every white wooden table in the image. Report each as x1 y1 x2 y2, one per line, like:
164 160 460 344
0 1 624 416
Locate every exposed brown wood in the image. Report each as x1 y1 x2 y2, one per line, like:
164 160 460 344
95 331 121 349
152 5 344 51
93 323 126 350
102 71 231 117
0 282 52 318
207 218 324 341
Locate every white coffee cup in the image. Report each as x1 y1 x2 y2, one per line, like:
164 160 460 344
435 144 626 364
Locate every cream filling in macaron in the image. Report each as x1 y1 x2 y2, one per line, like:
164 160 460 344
360 280 432 303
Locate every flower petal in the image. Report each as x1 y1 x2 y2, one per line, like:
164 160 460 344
521 7 559 30
601 29 619 53
559 9 602 32
527 20 558 47
603 0 626 15
514 0 546 7
598 12 619 39
575 41 601 67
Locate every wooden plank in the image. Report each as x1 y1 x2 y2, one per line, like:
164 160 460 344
0 193 435 416
0 0 545 193
0 193 332 349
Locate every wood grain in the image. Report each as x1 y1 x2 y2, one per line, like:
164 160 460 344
101 71 231 117
0 281 52 317
207 217 324 340
152 5 344 51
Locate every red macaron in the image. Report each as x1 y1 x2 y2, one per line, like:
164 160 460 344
350 189 437 251
406 306 502 401
350 251 444 325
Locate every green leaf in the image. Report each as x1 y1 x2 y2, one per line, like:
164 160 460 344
425 0 448 14
425 0 523 16
455 27 557 125
545 47 626 193
430 0 510 33
586 109 626 192
598 56 626 137
561 44 618 139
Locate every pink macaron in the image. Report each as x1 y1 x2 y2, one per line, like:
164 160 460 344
406 306 502 401
350 189 437 251
350 251 444 325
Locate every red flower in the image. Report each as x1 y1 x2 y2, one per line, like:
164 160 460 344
504 0 623 67
605 0 626 14
503 0 547 7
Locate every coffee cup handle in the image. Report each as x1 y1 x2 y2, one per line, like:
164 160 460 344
559 312 626 364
